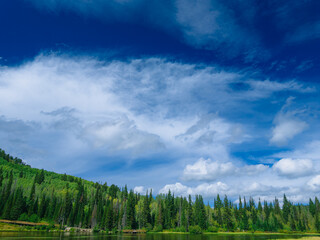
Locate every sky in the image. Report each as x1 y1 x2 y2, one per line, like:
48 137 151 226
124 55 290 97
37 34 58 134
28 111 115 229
0 0 320 203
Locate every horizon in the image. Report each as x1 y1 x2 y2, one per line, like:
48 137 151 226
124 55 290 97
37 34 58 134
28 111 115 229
0 0 320 204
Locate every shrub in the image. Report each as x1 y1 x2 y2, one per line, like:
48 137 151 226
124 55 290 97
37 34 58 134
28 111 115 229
146 223 153 232
189 225 202 234
153 224 163 232
175 226 186 232
207 226 218 232
29 214 40 223
18 213 29 221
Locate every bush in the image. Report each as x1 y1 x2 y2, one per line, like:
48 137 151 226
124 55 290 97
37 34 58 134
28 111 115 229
18 213 29 221
207 226 218 232
146 223 153 232
189 225 202 234
153 224 163 232
175 226 186 232
29 214 40 223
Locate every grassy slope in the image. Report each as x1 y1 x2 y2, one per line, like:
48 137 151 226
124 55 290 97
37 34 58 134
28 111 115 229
0 222 22 231
0 157 97 202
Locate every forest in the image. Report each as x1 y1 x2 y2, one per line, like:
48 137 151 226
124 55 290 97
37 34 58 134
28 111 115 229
1 148 320 233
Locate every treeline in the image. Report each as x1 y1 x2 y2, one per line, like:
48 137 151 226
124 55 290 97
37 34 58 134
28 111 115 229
1 149 320 233
0 148 28 166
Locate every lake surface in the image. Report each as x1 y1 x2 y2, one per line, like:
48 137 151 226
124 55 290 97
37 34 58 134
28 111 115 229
0 232 317 240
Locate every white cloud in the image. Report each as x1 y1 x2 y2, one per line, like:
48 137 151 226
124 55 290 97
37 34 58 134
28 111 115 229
248 80 315 94
158 179 320 204
273 158 313 178
276 141 320 161
2 54 290 167
241 164 269 175
182 158 268 181
82 115 164 155
0 53 316 193
270 97 308 146
176 114 247 161
134 186 145 194
307 175 320 191
159 181 288 201
271 119 307 146
183 158 234 181
159 182 230 198
159 182 192 196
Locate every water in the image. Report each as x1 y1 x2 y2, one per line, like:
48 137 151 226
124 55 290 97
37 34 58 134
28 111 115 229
0 232 315 240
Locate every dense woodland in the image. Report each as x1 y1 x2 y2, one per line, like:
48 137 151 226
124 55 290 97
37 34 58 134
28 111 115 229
1 148 320 233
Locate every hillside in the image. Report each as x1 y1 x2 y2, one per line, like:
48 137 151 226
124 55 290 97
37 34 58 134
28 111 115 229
1 148 320 233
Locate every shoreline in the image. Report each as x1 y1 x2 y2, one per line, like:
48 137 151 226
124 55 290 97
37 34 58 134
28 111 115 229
1 229 320 235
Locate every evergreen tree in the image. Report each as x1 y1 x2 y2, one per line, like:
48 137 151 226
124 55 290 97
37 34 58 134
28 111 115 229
10 188 26 220
282 194 291 223
105 201 114 230
126 190 136 229
223 195 233 231
28 179 36 215
215 194 223 227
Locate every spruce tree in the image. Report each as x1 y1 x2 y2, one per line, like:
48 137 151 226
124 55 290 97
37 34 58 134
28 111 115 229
223 195 233 231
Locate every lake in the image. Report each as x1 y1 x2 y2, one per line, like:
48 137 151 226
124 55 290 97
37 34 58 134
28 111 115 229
0 233 318 240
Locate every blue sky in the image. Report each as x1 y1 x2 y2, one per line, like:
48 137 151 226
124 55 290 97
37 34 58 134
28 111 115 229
0 0 320 203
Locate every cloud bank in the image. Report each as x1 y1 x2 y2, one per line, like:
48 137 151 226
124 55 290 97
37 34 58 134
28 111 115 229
0 53 318 202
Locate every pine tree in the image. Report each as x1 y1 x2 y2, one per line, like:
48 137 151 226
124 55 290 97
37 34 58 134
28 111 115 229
10 188 26 220
282 194 291 223
187 194 193 230
223 195 233 231
215 194 223 227
64 189 73 224
142 192 151 227
309 198 316 216
126 190 136 229
105 201 114 231
28 179 36 215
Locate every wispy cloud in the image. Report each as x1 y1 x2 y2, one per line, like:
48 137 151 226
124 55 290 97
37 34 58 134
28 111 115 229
0 53 317 198
270 97 308 146
25 0 267 61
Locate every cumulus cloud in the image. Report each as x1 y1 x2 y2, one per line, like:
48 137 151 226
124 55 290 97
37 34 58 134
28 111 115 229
159 182 231 198
270 97 308 146
0 53 316 194
275 141 320 161
183 158 234 181
307 175 320 191
159 181 289 201
134 186 145 194
182 158 268 181
273 158 313 178
159 182 192 196
0 55 307 162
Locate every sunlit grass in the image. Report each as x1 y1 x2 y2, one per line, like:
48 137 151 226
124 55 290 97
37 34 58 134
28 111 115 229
0 222 22 231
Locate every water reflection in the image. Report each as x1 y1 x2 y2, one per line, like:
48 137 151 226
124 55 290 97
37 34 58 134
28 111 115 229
0 232 313 240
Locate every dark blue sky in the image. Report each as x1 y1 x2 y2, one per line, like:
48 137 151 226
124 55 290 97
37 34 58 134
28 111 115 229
0 0 320 201
1 0 319 79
